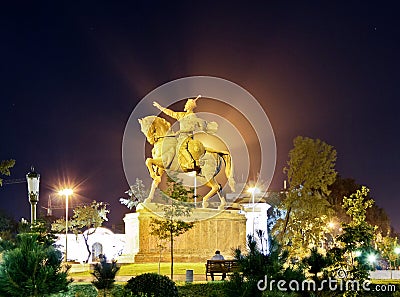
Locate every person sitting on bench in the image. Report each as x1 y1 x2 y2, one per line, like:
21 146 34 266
210 250 226 280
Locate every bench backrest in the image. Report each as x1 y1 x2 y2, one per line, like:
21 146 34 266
206 260 239 272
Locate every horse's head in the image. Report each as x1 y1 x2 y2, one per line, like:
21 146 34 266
138 116 171 144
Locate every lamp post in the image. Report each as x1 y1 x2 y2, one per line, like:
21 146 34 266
59 188 73 262
247 187 260 237
26 166 40 223
189 171 197 207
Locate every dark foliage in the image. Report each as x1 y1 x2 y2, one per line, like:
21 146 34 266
125 273 178 297
91 260 120 296
178 283 227 297
0 233 71 297
225 235 305 297
303 247 331 280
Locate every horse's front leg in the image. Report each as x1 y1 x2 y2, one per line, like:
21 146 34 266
145 157 164 183
144 158 165 204
145 179 161 203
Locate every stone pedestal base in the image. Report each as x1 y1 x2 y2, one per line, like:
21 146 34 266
122 203 247 263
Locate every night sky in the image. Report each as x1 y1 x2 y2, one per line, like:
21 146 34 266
1 2 399 231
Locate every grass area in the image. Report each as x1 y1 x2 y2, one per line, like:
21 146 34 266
69 262 206 278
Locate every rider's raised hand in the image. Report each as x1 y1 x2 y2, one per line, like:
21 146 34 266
153 101 162 109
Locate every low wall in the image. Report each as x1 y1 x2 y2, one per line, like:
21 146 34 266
369 270 400 279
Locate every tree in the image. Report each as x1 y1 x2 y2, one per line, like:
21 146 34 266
0 233 71 297
274 191 334 259
303 247 330 281
0 159 15 186
285 136 337 197
328 176 392 235
367 204 391 236
91 259 120 297
376 235 398 269
119 178 147 210
274 136 337 258
0 209 18 241
52 201 109 262
149 176 194 280
336 186 376 282
327 176 360 223
0 159 17 248
225 235 305 297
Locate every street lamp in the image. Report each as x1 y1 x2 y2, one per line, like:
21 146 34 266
247 187 260 237
58 188 73 262
189 171 197 207
368 254 377 265
26 166 40 223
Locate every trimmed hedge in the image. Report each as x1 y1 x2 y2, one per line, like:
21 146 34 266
50 283 97 297
125 273 178 297
49 283 127 297
178 282 227 297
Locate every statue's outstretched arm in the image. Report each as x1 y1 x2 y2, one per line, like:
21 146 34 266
153 101 184 120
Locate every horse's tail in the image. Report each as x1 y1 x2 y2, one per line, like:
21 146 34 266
220 152 235 192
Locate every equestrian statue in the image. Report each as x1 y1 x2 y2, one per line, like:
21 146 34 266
138 96 235 209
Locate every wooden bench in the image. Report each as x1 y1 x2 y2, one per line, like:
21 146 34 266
205 260 239 281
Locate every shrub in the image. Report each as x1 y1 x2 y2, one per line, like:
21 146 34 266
125 273 178 297
50 284 98 297
110 283 129 297
178 282 226 297
0 233 71 297
92 259 120 296
225 236 305 297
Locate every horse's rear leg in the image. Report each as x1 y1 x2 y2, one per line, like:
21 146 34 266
202 179 220 208
217 191 227 210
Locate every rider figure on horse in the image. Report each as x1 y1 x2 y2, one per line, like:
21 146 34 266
153 95 217 171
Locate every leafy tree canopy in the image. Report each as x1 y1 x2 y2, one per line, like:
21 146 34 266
0 159 15 186
342 186 374 227
335 186 377 284
328 176 392 236
52 201 109 262
274 136 337 258
284 136 337 198
149 176 194 280
0 233 71 297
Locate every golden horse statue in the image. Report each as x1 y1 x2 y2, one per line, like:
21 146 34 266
138 115 235 208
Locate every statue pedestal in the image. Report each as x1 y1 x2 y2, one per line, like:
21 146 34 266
121 203 247 263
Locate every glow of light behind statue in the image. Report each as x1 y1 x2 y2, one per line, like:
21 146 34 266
122 76 276 220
